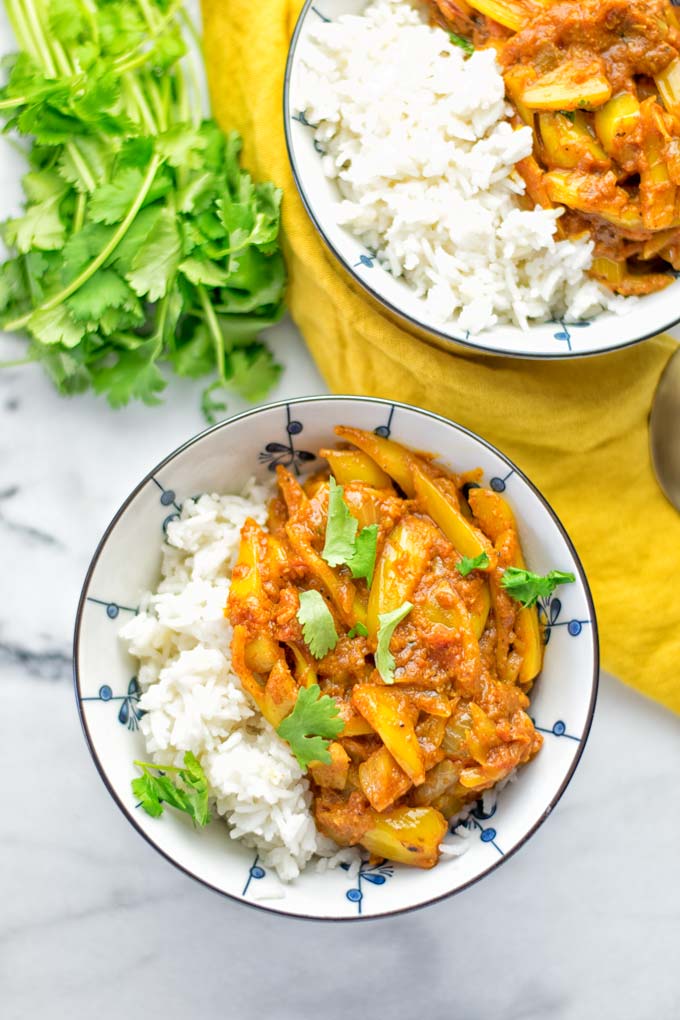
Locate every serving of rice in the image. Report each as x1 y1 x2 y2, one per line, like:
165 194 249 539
295 0 628 333
120 484 363 881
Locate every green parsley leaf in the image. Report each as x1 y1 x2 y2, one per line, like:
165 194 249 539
322 477 358 568
376 602 413 684
456 551 491 577
297 590 339 659
347 621 369 639
276 684 345 769
131 752 211 827
347 524 379 585
500 567 576 608
449 32 474 56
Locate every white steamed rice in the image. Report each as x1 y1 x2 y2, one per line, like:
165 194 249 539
295 0 629 333
120 483 360 881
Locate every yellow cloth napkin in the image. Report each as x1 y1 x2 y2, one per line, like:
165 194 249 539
202 0 680 712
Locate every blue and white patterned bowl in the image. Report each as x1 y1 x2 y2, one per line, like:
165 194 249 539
74 396 598 920
284 0 680 359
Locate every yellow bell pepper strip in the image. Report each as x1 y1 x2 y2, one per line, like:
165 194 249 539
468 488 543 687
334 426 420 496
366 515 438 639
361 806 448 869
411 462 495 564
538 111 610 171
319 448 393 489
352 684 426 785
519 60 612 112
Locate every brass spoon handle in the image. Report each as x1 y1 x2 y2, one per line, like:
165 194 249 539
650 348 680 512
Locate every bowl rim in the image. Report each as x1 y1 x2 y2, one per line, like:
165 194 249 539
282 0 680 361
73 394 600 921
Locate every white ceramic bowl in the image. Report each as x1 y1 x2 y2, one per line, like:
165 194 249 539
284 0 680 359
74 396 598 920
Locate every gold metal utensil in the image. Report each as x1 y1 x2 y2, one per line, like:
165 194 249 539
650 348 680 511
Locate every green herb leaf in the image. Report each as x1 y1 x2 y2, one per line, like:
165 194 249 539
456 551 491 577
376 602 413 684
91 338 166 407
276 684 345 769
347 621 369 639
449 32 474 56
2 195 66 253
131 752 211 826
125 208 181 302
296 590 339 659
347 524 379 585
229 346 282 402
322 477 358 567
500 567 576 608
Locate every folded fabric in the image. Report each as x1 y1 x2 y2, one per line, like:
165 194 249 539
202 0 680 712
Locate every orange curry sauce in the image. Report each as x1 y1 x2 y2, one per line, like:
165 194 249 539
226 428 543 869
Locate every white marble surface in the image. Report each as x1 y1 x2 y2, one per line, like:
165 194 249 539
2 13 680 1018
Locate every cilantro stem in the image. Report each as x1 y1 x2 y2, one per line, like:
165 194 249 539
145 72 169 132
136 0 163 31
124 75 158 135
67 140 97 194
72 192 86 234
4 0 44 69
0 95 29 110
133 759 183 772
2 154 162 332
112 0 186 73
197 284 229 384
0 356 34 367
20 0 58 76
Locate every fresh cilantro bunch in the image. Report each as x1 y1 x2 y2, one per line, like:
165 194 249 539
0 0 285 416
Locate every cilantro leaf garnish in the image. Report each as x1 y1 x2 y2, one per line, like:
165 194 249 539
456 551 490 577
0 1 285 415
376 602 413 684
296 590 339 659
501 567 576 608
449 32 474 56
321 478 378 585
276 684 345 769
322 477 358 567
348 621 369 639
132 752 211 827
347 523 379 585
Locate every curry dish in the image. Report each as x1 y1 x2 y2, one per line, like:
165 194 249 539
227 428 546 870
429 0 680 295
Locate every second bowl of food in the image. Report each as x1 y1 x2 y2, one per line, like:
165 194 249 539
284 0 680 358
74 396 597 919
